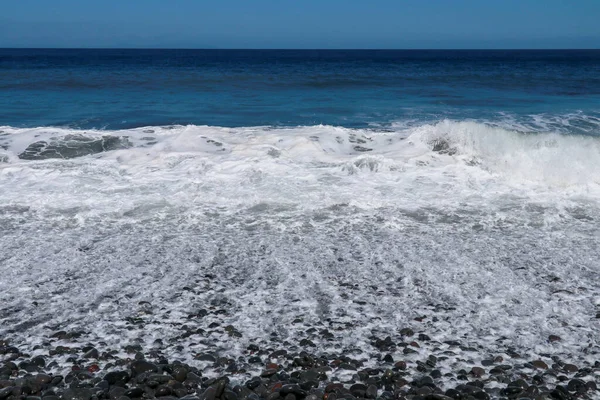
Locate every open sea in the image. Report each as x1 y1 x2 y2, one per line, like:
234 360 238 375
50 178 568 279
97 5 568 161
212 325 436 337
0 49 599 391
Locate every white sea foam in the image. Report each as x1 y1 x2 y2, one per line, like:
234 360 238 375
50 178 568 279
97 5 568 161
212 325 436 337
0 120 599 384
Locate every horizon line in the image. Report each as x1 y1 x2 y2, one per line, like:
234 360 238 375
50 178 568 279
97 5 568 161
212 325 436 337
1 47 599 51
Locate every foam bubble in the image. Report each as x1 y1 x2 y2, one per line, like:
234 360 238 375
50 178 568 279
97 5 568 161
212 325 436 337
0 119 599 379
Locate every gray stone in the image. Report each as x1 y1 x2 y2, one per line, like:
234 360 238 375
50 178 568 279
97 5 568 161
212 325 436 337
104 371 130 385
366 385 378 399
200 386 216 400
61 388 94 400
172 366 187 382
0 387 13 400
19 135 132 160
34 374 52 385
155 386 172 397
130 360 158 377
124 387 144 398
109 387 126 400
83 348 99 359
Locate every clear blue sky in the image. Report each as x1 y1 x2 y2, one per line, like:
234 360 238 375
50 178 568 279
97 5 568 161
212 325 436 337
1 0 599 49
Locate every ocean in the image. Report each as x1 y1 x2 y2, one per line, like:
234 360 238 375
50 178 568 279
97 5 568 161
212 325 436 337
0 49 599 393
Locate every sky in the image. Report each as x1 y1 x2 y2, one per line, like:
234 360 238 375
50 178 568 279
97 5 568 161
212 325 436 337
1 0 599 49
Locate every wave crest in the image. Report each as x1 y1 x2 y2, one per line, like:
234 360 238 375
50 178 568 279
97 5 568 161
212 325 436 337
1 120 599 190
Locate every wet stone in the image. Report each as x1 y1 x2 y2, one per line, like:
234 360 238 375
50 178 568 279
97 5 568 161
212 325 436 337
471 391 490 400
444 341 461 347
338 363 357 371
61 388 94 400
365 385 377 399
508 379 528 390
108 387 126 399
399 328 414 337
418 334 431 341
414 375 435 388
430 370 442 379
349 384 367 397
0 325 595 400
83 348 99 359
415 386 432 396
444 388 461 399
51 376 63 386
426 355 437 367
196 354 216 362
416 361 429 372
551 386 570 400
0 387 13 399
104 371 129 386
525 385 540 397
172 367 188 382
532 375 545 385
566 379 587 393
300 370 321 382
562 364 578 373
280 384 306 398
245 378 261 390
124 387 144 398
200 386 216 400
130 360 158 377
531 360 549 370
34 374 52 385
269 350 287 358
394 361 407 370
31 357 46 368
261 368 279 377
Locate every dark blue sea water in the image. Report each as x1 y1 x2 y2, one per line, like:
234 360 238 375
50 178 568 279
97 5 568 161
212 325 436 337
1 49 600 131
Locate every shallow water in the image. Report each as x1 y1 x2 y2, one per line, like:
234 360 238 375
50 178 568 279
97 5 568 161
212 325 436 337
1 122 599 377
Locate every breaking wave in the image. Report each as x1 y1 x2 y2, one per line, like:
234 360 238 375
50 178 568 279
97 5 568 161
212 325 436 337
1 119 599 379
1 119 599 190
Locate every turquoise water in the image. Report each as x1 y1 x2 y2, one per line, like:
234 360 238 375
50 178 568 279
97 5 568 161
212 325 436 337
1 49 600 132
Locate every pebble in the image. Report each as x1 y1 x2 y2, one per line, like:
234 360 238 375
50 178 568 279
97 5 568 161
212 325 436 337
0 327 593 400
430 370 442 379
562 363 578 373
195 354 216 362
531 360 549 370
566 378 587 393
130 360 158 376
399 328 414 337
104 371 130 385
0 388 13 400
394 361 407 370
34 374 52 384
61 388 94 400
172 366 188 382
83 348 99 359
